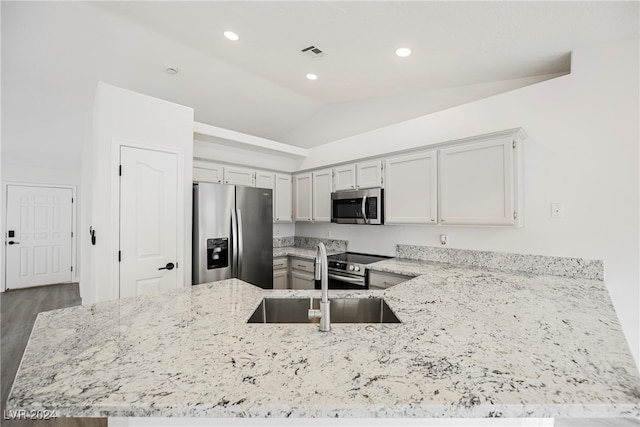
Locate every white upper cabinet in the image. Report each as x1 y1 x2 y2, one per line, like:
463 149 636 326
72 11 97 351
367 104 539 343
255 171 275 189
293 173 313 222
385 151 438 224
356 160 383 189
274 174 292 223
334 161 383 191
224 166 255 186
312 169 333 222
333 164 356 191
439 136 519 226
193 162 223 184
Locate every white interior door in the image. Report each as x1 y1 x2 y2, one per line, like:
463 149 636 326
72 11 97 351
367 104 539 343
5 185 73 289
120 146 179 299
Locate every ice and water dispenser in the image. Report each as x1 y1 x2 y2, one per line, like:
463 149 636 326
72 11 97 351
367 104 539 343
207 238 229 269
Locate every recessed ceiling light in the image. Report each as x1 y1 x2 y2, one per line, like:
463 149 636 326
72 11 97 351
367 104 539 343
165 66 179 75
224 31 239 41
395 47 412 57
306 73 318 80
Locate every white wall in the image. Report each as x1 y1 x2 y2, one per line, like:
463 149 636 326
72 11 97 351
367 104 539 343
296 38 640 365
281 73 564 148
83 82 193 304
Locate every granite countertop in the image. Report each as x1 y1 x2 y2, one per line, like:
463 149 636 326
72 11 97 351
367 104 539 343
273 246 342 259
7 261 640 419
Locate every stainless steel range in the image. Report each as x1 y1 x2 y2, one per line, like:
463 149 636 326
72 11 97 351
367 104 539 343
318 252 391 290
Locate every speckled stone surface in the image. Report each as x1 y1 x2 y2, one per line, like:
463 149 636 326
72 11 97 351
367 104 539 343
7 266 640 419
272 236 294 248
294 237 348 252
273 246 342 260
397 245 604 281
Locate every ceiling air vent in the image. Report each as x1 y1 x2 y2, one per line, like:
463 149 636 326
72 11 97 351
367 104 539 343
301 45 325 58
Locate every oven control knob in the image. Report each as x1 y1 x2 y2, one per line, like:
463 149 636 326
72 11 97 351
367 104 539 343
354 266 360 272
348 265 354 271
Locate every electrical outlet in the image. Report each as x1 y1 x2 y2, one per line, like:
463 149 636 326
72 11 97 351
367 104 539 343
551 203 563 218
440 234 448 246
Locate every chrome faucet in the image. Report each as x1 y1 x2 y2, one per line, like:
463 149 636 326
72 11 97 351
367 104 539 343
308 242 331 332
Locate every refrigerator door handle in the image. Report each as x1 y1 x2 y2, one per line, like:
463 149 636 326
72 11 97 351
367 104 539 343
236 209 243 278
231 208 238 277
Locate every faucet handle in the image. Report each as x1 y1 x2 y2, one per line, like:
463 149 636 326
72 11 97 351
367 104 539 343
308 308 322 320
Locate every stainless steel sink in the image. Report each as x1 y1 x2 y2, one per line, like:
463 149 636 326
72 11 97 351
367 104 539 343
247 297 401 324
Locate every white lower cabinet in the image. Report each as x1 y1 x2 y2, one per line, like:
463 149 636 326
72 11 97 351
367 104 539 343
290 257 315 290
368 270 414 290
384 151 438 224
273 269 288 289
290 270 315 290
439 136 520 226
273 257 289 289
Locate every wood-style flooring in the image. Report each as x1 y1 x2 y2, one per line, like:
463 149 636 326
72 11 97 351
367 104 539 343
1 283 106 427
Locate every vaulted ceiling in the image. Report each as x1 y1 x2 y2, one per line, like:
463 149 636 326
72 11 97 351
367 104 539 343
2 1 638 170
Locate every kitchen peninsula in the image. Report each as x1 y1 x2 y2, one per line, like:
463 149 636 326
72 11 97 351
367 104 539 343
6 253 640 422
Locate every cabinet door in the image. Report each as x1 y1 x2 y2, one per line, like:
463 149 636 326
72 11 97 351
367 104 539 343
368 270 414 290
224 166 255 187
439 137 515 225
255 171 275 189
312 169 333 222
356 160 382 189
291 270 315 290
193 165 223 184
384 151 438 224
274 174 292 223
273 269 289 289
333 164 356 191
294 173 313 222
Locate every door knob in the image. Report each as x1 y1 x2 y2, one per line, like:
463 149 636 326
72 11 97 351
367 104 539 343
7 241 20 245
158 262 175 271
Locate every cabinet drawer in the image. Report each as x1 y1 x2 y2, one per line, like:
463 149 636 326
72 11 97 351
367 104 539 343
273 257 288 270
290 257 315 273
368 270 413 290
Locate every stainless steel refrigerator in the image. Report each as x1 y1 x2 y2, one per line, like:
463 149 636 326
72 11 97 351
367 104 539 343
193 182 273 288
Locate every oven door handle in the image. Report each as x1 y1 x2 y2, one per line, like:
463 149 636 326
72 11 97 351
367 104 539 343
328 273 366 285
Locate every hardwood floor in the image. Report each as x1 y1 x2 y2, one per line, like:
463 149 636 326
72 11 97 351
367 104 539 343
1 283 106 427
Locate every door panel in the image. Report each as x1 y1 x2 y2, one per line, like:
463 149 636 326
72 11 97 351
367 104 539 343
120 146 179 299
5 185 73 289
192 183 235 285
236 186 273 289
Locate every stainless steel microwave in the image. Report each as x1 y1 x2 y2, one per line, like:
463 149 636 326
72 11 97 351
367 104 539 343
331 188 384 225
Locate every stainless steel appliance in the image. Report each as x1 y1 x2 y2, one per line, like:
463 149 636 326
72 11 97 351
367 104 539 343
193 182 273 289
331 188 384 225
318 252 391 290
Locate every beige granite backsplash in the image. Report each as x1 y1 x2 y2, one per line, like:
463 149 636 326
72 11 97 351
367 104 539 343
272 236 348 252
272 236 294 248
396 244 604 281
